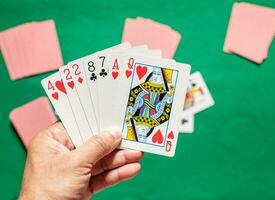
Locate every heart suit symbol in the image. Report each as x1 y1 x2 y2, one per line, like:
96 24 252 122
152 129 163 144
55 80 67 94
112 71 119 80
168 131 174 139
68 81 74 89
125 70 132 78
136 65 147 80
52 92 58 100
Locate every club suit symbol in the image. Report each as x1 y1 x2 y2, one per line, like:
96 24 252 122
99 69 108 77
90 73 97 81
181 119 188 125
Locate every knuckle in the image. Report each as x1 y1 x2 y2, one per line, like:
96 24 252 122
70 152 84 167
121 150 128 164
99 157 109 172
28 131 43 150
104 130 117 141
91 134 112 153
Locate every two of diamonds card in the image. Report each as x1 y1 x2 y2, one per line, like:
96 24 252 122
41 42 191 157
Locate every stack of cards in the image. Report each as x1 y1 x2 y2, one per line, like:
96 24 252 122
41 42 191 157
224 2 275 64
122 17 181 59
10 97 57 148
179 72 214 133
0 19 63 80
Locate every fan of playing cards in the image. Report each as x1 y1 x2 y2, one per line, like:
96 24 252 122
41 42 191 157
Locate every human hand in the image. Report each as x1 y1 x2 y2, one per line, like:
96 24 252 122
19 122 143 200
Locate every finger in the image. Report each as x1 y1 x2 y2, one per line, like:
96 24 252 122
92 150 143 176
47 121 75 150
90 163 141 194
29 121 75 152
73 129 122 166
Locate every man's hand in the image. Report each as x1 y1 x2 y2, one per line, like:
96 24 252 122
19 122 143 200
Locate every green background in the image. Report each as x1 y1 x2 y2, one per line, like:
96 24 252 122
1 0 275 199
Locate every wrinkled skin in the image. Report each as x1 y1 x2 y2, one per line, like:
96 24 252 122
19 122 143 200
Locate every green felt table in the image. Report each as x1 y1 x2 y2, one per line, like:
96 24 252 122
1 0 275 199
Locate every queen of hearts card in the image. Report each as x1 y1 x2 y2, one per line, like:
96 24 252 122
122 64 177 147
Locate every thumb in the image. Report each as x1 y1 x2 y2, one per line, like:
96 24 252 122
74 129 122 166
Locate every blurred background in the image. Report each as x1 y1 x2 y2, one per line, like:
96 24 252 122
0 0 275 199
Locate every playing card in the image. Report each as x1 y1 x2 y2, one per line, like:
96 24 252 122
9 97 57 148
97 45 166 131
82 43 131 132
95 45 156 131
120 57 190 157
0 26 23 79
179 114 194 133
122 17 181 58
41 72 83 147
183 71 214 115
68 57 99 134
67 43 135 134
111 53 175 128
0 20 63 80
224 2 275 63
59 65 93 141
41 42 193 156
148 49 162 58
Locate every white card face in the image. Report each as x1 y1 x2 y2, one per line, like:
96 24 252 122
41 72 83 147
82 56 100 130
131 45 148 51
148 49 162 58
59 65 93 141
98 48 164 131
179 114 194 133
68 58 99 134
183 71 214 115
120 57 191 157
96 46 154 131
82 43 132 132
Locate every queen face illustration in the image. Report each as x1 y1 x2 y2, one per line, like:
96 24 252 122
136 126 149 143
151 68 163 84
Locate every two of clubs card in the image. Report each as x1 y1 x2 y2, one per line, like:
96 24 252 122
41 42 191 157
179 72 215 134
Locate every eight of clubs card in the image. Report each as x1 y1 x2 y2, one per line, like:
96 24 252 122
68 60 99 133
